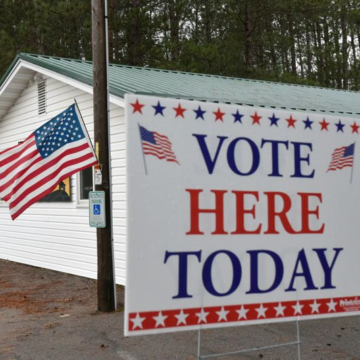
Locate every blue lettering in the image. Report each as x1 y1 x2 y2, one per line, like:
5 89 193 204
193 134 315 179
286 249 318 291
202 250 241 296
291 142 315 178
164 250 202 299
314 248 343 289
261 139 289 177
246 250 284 294
193 134 227 174
227 137 260 176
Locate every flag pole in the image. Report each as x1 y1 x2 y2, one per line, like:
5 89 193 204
138 124 148 175
74 99 98 163
350 142 356 184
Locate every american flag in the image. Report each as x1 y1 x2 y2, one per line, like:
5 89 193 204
0 104 97 220
140 126 179 164
327 143 355 172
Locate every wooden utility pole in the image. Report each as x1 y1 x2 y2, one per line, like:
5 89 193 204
92 0 116 312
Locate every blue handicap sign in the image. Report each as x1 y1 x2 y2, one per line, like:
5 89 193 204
93 204 101 215
89 191 106 228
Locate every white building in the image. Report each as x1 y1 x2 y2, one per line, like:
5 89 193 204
1 53 359 285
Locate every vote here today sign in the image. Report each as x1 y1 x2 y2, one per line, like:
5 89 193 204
125 94 360 336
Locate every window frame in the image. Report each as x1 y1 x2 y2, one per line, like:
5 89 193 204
77 167 94 206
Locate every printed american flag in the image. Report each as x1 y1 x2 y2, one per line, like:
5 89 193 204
140 126 179 164
327 143 355 172
0 104 97 220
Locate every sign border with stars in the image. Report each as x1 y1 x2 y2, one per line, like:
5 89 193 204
125 94 360 336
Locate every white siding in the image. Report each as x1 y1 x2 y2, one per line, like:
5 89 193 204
0 75 126 285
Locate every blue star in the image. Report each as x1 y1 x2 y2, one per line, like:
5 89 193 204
303 117 313 130
194 106 206 120
268 113 280 127
232 110 244 123
335 120 345 132
152 101 166 116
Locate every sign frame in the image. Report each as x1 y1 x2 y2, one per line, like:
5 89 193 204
89 191 106 228
125 94 360 336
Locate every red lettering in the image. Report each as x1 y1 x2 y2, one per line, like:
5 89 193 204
264 192 297 234
298 193 325 234
186 189 228 235
186 189 324 236
232 191 261 234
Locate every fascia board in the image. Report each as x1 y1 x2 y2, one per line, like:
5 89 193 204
1 60 125 108
0 61 23 98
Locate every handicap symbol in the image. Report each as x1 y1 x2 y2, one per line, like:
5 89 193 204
93 204 101 215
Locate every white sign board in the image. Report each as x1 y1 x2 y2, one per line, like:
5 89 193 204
89 191 106 228
125 94 360 336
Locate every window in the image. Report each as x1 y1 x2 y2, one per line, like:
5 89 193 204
79 167 94 201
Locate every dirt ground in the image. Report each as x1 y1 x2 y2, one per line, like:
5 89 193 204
1 259 360 360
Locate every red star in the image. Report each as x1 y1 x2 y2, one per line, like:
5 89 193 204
286 115 297 128
130 99 145 114
319 119 330 131
351 121 360 134
173 103 186 118
251 111 261 125
213 107 225 122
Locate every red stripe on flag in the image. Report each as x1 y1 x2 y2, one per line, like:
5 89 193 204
9 151 96 210
10 160 97 220
0 136 36 168
0 148 40 181
6 142 92 202
0 134 34 157
327 146 353 172
0 103 98 219
0 155 43 199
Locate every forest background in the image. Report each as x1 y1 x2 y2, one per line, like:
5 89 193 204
0 0 360 90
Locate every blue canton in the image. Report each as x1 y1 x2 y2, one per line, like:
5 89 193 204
140 126 156 144
344 144 355 157
33 105 85 158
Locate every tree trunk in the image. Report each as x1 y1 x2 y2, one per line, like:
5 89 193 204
288 13 297 76
267 14 278 75
280 16 289 74
323 16 331 87
244 1 253 74
108 0 116 61
258 12 264 70
315 20 324 85
168 0 180 62
332 17 343 89
305 21 313 76
297 33 304 78
341 4 348 89
129 0 141 66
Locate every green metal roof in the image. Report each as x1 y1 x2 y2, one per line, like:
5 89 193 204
2 53 360 116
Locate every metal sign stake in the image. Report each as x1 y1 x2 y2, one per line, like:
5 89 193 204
197 320 301 360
